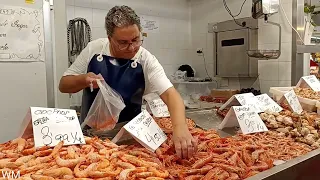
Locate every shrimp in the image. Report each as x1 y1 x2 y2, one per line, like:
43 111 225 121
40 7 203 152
148 167 169 178
242 149 254 167
226 173 240 180
50 141 64 157
88 166 121 178
67 146 77 159
15 155 35 164
133 172 154 178
249 161 269 171
184 165 213 175
129 151 152 158
56 155 85 168
201 167 224 180
42 167 73 178
116 161 136 169
121 154 159 168
74 162 98 178
191 154 214 169
97 160 110 170
86 152 102 163
0 158 20 169
21 147 36 156
34 149 53 157
119 169 136 180
145 178 165 180
30 174 55 180
185 175 204 180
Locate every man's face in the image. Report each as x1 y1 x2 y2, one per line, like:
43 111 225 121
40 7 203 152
109 24 141 59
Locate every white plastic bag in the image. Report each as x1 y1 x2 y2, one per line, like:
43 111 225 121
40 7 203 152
81 79 126 131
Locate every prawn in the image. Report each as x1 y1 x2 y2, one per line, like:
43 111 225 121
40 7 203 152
191 154 214 169
30 174 55 180
185 175 204 180
115 161 136 169
42 167 73 178
147 167 169 178
184 165 212 175
56 155 85 168
74 162 98 178
88 167 122 178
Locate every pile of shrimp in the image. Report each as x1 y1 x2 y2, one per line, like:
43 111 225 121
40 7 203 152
0 137 170 180
0 129 313 180
152 129 313 180
154 117 196 133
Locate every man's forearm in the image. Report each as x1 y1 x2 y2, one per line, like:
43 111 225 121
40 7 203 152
59 75 88 93
161 88 187 128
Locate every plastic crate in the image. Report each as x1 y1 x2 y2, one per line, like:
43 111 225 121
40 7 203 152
269 87 318 112
269 87 293 101
298 97 318 112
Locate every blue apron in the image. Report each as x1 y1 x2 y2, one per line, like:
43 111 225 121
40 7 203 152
80 54 145 126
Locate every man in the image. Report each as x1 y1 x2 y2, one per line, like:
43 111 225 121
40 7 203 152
59 5 197 159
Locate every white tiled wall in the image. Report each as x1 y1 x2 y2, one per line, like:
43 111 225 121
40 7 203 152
189 0 293 94
65 0 191 77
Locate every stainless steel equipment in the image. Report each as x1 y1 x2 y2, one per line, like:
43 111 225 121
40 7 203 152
250 0 281 59
208 17 258 78
252 0 280 19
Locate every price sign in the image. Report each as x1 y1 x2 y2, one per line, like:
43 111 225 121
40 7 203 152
219 106 268 134
112 110 167 152
300 75 320 91
147 99 170 117
30 107 85 148
256 94 283 112
283 90 303 114
235 93 263 113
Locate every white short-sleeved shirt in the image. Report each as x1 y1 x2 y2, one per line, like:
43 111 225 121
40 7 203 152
63 38 173 95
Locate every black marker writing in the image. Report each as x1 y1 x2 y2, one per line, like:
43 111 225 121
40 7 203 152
55 134 69 142
41 126 52 146
143 117 152 127
33 117 49 126
11 20 28 30
145 133 156 145
0 20 7 27
245 119 255 133
0 44 8 50
71 132 83 143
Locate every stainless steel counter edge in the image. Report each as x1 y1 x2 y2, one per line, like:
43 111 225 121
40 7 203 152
246 148 320 180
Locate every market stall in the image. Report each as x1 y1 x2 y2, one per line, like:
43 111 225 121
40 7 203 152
1 75 320 180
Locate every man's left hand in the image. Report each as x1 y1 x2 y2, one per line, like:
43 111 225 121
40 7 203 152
172 125 198 159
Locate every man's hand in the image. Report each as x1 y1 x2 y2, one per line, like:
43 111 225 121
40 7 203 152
172 125 198 159
85 72 103 89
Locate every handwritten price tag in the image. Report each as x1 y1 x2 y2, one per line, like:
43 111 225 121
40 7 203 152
256 94 283 112
233 106 268 134
235 93 263 113
147 99 170 117
30 107 85 148
284 90 303 114
301 75 320 91
112 110 167 152
219 106 268 134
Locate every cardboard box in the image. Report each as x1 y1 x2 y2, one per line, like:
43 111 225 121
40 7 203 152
210 89 239 99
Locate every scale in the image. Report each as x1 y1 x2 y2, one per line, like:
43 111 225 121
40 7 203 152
249 0 281 59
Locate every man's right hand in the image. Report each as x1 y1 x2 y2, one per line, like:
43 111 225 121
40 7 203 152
85 72 103 89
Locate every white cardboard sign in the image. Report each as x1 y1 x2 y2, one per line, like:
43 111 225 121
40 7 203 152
297 75 320 92
256 94 283 112
147 99 170 117
220 93 263 113
112 110 167 152
283 90 303 114
219 106 268 134
30 107 85 148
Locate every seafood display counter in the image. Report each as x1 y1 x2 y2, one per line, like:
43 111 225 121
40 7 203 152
185 109 320 180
